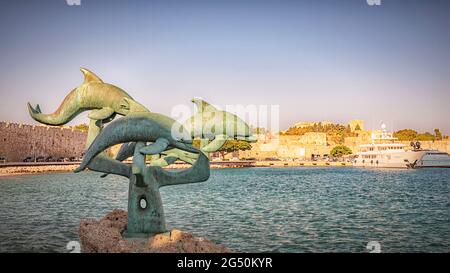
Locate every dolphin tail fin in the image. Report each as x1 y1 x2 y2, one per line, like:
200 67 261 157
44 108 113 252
74 159 88 172
27 102 41 116
139 138 169 155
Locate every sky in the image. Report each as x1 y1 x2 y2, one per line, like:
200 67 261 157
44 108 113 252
0 0 449 134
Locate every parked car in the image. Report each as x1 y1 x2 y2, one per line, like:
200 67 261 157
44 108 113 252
68 157 77 162
56 157 65 162
0 156 7 163
36 156 46 162
23 156 36 162
45 156 59 162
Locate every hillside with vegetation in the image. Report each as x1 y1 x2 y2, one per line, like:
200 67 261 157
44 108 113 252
281 122 358 144
393 128 447 141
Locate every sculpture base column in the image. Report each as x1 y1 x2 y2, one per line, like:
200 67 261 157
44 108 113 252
78 209 231 253
124 172 166 237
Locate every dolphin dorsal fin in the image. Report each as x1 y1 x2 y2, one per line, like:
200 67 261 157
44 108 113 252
192 98 217 112
80 68 104 84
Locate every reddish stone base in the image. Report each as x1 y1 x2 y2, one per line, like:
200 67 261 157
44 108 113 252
78 209 231 253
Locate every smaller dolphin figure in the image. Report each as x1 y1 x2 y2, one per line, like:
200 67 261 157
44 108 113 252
182 98 257 152
107 98 257 170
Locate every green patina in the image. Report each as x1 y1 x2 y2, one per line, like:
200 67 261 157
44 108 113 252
28 68 148 126
27 68 254 236
113 98 258 167
183 98 257 152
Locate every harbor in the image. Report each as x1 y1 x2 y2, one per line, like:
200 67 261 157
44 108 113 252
0 0 449 257
0 160 352 175
1 167 449 252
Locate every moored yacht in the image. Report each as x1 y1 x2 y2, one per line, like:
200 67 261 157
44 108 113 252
413 149 450 168
353 124 450 169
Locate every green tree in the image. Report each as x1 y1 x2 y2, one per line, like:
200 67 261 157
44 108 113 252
330 145 352 157
393 129 418 141
416 132 435 141
282 122 357 144
74 123 89 132
434 128 443 140
218 140 252 153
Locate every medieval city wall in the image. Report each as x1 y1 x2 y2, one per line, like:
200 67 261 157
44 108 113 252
0 122 87 162
1 121 449 163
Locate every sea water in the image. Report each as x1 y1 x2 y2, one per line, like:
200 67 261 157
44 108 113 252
0 167 448 252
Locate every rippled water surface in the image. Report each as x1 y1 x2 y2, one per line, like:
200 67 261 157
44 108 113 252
0 167 449 252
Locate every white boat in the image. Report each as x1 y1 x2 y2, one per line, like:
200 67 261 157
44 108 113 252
353 124 450 169
415 150 450 168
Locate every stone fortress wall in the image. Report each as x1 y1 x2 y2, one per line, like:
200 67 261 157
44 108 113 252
1 120 449 163
0 122 87 162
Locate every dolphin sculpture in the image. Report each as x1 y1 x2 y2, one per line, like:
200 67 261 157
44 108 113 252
74 112 199 173
182 98 257 152
106 98 257 169
27 68 149 125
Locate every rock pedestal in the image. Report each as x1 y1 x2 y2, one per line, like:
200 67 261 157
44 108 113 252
78 209 231 253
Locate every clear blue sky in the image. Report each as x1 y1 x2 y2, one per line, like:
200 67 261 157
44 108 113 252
0 0 449 133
